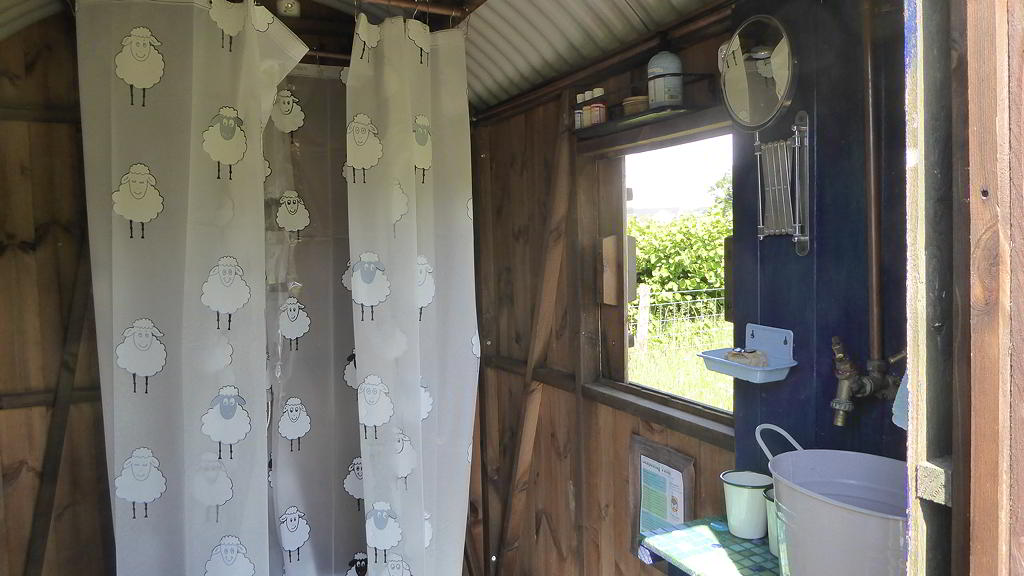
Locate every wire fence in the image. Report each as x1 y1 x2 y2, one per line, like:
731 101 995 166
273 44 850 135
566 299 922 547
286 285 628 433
627 286 733 411
628 287 729 350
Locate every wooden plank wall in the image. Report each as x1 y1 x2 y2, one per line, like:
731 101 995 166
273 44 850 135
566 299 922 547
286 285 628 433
0 14 112 576
471 86 734 576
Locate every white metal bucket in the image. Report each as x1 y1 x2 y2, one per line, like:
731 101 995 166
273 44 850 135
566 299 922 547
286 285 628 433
756 424 908 576
720 470 773 539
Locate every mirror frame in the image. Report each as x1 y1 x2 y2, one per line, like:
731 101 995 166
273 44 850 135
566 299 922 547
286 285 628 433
720 14 798 132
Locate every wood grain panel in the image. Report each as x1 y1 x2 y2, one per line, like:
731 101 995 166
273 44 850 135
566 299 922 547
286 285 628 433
965 0 1012 574
472 88 733 576
583 401 732 576
0 14 111 576
1008 0 1024 570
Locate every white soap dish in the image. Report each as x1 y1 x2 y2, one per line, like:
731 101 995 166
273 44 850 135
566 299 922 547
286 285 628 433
697 323 797 384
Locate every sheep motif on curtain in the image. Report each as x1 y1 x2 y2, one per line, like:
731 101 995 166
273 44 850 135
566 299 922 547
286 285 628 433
203 107 247 180
191 452 233 523
345 456 365 510
347 252 391 321
271 89 305 134
114 26 164 106
345 14 478 576
80 0 306 573
344 114 382 183
112 163 163 238
279 506 311 562
263 64 369 573
277 396 311 451
115 318 166 393
277 296 311 349
204 535 256 576
202 256 251 330
275 189 310 238
114 447 167 519
202 385 252 460
209 0 245 51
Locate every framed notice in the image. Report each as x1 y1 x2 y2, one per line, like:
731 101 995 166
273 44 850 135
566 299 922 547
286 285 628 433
629 435 695 551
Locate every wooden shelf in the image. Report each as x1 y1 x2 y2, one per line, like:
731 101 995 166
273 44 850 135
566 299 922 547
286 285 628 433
575 105 690 139
575 106 733 157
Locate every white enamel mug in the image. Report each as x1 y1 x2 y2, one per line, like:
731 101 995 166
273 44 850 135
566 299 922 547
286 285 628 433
721 470 773 539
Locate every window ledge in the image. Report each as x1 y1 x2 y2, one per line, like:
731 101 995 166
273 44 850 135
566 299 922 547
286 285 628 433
582 379 735 451
481 355 735 451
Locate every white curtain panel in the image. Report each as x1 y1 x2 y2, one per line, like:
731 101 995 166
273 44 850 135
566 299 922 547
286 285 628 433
77 0 305 574
264 64 368 574
345 16 479 576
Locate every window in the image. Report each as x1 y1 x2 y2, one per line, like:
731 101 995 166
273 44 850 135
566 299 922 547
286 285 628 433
625 135 734 412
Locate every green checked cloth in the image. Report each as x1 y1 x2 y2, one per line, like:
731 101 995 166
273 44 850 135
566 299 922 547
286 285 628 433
642 517 780 575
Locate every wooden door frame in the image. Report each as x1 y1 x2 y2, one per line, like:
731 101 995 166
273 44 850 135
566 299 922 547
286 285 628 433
963 0 1021 573
958 0 1021 573
907 0 1022 573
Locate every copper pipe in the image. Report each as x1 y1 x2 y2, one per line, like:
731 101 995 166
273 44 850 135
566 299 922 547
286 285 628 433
863 0 884 366
832 0 894 427
358 0 466 17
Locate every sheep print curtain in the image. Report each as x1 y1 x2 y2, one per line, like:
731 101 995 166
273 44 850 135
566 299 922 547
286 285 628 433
77 0 305 574
264 64 368 574
345 16 478 576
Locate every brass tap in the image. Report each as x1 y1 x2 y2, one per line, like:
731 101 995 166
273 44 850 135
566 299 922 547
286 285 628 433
830 337 861 426
830 336 903 426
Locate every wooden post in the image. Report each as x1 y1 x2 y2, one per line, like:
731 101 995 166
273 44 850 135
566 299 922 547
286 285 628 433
636 285 651 353
963 0 1015 573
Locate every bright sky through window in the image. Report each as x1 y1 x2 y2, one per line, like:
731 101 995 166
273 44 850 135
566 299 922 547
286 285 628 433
626 134 732 220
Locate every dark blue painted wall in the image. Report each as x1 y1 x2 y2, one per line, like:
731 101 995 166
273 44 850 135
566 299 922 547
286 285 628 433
731 0 908 472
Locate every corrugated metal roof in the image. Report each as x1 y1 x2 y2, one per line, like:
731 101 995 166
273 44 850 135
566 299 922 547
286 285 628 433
1 0 722 112
461 0 720 110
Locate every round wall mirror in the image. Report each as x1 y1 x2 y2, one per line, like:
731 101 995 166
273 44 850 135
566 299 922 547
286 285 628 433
720 15 795 130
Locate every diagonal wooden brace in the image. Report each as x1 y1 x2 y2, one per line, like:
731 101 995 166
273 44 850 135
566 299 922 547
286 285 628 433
496 107 573 576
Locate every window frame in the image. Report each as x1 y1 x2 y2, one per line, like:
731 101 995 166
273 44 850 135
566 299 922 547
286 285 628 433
581 105 736 438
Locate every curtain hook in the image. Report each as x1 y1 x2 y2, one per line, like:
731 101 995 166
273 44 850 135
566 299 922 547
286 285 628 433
412 0 419 20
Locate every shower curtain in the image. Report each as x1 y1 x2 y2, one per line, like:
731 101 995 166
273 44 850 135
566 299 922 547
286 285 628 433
345 15 479 576
78 0 305 573
264 64 368 573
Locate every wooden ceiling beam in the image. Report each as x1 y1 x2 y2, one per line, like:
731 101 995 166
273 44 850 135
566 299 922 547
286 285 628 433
279 15 354 37
357 0 466 17
460 0 488 20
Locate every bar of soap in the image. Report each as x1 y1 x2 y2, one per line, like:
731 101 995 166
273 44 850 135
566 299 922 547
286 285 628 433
725 349 769 367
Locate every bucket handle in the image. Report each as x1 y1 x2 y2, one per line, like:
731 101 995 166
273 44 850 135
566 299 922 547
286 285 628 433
755 423 804 461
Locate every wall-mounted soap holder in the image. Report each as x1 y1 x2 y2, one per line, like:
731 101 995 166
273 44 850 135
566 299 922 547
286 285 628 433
697 323 797 383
